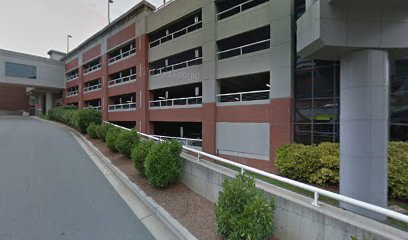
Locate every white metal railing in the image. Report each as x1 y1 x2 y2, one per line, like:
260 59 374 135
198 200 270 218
217 90 269 103
108 48 136 64
217 0 267 20
217 39 270 59
67 73 79 81
149 96 202 108
149 57 203 76
66 90 79 97
108 103 136 112
103 121 408 225
84 64 102 75
83 84 101 93
108 74 137 87
83 106 101 111
149 21 202 48
152 135 203 148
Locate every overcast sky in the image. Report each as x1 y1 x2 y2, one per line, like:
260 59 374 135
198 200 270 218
0 0 163 57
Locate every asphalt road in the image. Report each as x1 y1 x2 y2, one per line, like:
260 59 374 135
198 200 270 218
0 117 155 240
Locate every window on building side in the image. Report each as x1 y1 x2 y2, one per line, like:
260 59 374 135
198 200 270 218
294 59 340 144
5 62 37 79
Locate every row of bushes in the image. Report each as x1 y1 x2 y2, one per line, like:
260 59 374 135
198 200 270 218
48 106 101 133
89 123 273 239
275 142 408 200
49 109 275 239
86 123 183 189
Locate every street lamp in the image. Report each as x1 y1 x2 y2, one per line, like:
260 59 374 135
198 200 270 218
67 35 72 53
108 0 114 24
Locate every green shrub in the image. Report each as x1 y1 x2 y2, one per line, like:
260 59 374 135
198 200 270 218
115 130 141 158
215 174 275 240
309 142 339 185
96 123 113 141
275 143 320 182
48 106 101 133
131 140 156 176
48 105 78 125
106 127 123 152
72 109 102 133
276 142 408 200
86 123 99 139
144 140 183 188
388 142 408 200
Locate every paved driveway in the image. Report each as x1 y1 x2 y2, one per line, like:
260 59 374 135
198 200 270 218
0 117 155 240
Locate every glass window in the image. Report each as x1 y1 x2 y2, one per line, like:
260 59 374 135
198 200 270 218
313 65 335 98
5 62 37 79
294 58 340 144
390 59 408 141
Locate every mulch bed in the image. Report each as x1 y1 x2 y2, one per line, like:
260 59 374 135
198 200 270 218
88 137 221 240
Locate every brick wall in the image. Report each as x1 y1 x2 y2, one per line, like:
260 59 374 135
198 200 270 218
0 85 29 111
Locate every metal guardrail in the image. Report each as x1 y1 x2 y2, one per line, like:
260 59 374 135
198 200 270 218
152 135 202 147
66 90 79 97
108 103 136 112
83 106 101 111
149 21 202 48
149 57 203 76
67 73 79 81
83 84 101 93
217 39 270 60
84 64 102 75
217 90 269 103
108 48 136 64
217 0 267 20
108 74 136 87
149 96 202 108
103 121 408 224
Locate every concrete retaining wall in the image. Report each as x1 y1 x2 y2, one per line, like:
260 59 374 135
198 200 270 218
180 154 408 240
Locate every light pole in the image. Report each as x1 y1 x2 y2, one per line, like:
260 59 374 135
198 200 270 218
67 35 72 53
108 0 114 24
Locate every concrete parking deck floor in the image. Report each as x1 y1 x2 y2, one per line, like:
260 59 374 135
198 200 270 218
0 117 156 240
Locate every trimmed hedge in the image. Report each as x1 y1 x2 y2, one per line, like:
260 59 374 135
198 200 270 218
96 123 113 141
276 142 408 200
106 127 123 152
72 110 102 133
215 174 276 240
144 140 183 188
388 142 408 200
131 140 156 176
115 130 141 158
86 123 99 139
48 106 101 133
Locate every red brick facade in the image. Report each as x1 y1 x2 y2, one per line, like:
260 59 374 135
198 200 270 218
0 85 29 112
63 12 294 173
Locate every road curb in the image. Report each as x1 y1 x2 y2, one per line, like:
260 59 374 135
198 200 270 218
33 117 198 240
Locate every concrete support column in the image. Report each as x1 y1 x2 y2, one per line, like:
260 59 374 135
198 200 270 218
339 49 389 220
45 92 53 114
36 94 44 116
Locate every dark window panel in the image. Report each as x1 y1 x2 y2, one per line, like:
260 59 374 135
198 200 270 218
5 62 37 79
